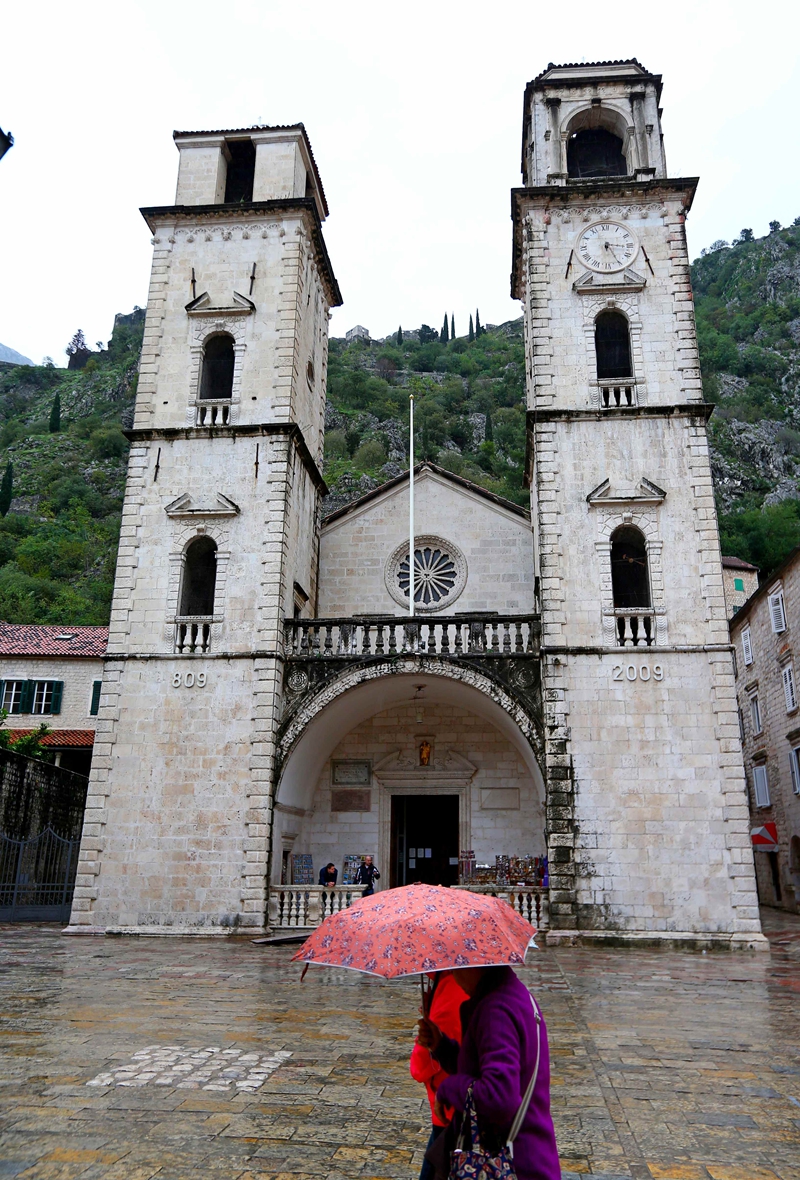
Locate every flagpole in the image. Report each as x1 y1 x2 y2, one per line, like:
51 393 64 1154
409 393 415 617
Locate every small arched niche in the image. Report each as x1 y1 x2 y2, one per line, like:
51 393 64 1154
199 334 235 401
610 526 650 609
179 536 217 617
595 311 633 380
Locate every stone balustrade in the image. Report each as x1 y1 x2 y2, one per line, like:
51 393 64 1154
267 884 549 933
196 401 231 427
283 614 540 660
613 609 656 647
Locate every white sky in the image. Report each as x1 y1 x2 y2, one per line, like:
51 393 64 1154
1 0 799 365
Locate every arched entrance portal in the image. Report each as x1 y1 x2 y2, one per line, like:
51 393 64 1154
272 668 544 892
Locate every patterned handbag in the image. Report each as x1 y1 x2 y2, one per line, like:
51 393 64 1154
448 995 541 1180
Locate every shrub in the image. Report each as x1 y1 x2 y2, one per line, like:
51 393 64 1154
89 427 128 460
352 439 387 469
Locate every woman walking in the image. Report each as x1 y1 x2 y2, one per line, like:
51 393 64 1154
418 965 559 1180
410 971 468 1180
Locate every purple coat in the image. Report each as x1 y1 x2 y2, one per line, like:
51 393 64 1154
435 968 560 1180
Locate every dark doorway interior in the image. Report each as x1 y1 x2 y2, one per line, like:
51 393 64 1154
391 794 459 888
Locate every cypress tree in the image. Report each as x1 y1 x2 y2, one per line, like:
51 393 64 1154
0 462 12 517
485 409 493 442
475 310 482 337
450 314 455 339
441 314 449 343
397 326 403 346
49 391 61 433
468 315 475 342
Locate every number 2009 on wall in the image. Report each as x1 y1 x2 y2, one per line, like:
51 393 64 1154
611 664 663 682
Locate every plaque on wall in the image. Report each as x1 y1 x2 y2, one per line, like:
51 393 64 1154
332 760 371 785
331 788 372 813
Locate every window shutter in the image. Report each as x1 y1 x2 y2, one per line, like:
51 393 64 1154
49 681 63 715
20 680 35 713
742 628 753 665
0 680 4 713
783 665 797 712
769 591 787 633
790 749 800 796
90 680 101 716
753 764 770 808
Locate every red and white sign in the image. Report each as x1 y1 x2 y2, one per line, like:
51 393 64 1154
750 822 778 849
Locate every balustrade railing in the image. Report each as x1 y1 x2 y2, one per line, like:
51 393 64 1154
284 614 539 660
267 883 549 932
613 609 655 647
175 618 212 654
593 379 641 409
196 401 231 427
453 885 549 932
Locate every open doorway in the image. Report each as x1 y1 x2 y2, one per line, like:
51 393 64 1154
391 794 459 888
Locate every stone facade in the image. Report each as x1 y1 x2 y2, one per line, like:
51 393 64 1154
67 65 764 944
730 547 800 911
0 657 103 730
516 61 763 945
318 466 535 617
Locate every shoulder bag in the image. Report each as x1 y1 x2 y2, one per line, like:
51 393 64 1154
447 993 542 1180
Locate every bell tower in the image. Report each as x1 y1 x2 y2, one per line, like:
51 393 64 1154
514 62 764 945
67 124 341 934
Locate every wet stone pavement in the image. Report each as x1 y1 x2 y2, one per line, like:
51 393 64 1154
1 911 799 1180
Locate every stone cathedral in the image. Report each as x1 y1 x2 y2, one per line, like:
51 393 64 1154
67 60 765 947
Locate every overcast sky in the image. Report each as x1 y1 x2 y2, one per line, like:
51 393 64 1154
1 1 798 365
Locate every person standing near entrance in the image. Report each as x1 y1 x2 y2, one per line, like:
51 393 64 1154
355 855 380 897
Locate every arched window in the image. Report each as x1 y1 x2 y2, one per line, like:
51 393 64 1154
199 334 235 401
610 527 650 609
595 311 632 380
567 128 627 179
179 536 217 617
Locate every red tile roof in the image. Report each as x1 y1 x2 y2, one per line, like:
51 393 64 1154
722 556 759 572
0 624 108 657
7 729 95 747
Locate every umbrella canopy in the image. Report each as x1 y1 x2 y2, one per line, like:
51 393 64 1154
291 882 536 979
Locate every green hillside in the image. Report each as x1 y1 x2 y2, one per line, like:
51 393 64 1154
2 218 800 626
0 312 142 623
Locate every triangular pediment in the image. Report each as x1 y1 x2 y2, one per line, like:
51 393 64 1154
574 267 647 294
587 476 666 506
165 492 241 518
373 748 477 783
185 290 255 316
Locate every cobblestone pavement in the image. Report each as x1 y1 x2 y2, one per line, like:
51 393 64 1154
1 910 799 1180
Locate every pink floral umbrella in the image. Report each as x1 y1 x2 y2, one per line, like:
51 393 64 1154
291 882 536 980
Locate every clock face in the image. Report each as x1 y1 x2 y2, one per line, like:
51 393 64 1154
576 221 638 273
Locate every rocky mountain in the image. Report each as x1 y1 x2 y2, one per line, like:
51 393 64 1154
0 343 33 366
0 220 798 625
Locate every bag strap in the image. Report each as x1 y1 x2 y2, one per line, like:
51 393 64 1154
506 993 542 1149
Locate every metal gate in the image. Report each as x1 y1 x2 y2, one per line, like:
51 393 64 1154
0 826 79 923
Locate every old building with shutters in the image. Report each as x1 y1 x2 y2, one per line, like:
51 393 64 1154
67 63 763 946
730 546 800 912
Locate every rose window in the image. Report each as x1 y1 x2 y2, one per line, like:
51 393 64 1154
399 546 457 606
385 535 467 613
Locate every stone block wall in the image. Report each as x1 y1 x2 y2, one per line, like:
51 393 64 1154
319 469 536 618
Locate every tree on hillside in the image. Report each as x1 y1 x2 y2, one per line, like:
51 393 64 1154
469 314 475 342
485 409 493 442
475 310 482 336
0 462 12 517
49 392 61 433
419 324 438 344
734 228 754 244
441 314 449 343
65 329 92 371
397 326 403 346
450 314 455 339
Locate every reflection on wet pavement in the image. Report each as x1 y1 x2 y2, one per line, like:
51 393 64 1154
0 908 798 1179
